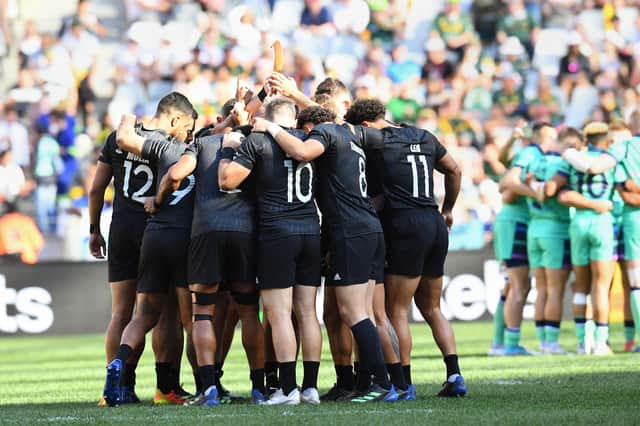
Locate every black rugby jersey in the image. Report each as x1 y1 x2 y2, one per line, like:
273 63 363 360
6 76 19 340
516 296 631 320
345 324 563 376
141 137 195 231
233 129 319 240
380 125 447 210
308 123 384 237
98 127 161 217
183 134 256 238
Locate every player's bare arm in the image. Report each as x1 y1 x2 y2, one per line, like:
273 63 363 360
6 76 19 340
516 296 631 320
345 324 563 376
148 155 198 214
545 173 567 198
252 117 324 162
217 132 247 190
115 114 145 158
617 185 640 206
557 189 613 213
88 161 113 259
562 148 616 174
499 166 544 202
436 152 461 229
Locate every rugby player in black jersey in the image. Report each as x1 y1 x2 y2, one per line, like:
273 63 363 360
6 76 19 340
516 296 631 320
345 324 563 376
250 108 398 403
101 93 199 407
153 101 266 406
345 98 466 398
219 100 336 405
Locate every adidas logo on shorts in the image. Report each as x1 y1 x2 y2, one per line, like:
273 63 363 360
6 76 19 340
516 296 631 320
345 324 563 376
333 273 342 281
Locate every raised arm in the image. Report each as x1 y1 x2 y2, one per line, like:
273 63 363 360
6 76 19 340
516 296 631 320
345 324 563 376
252 117 325 162
88 161 113 258
435 152 461 229
115 114 145 158
267 73 318 109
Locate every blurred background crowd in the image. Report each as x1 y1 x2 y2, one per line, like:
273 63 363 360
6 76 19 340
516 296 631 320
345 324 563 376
1 0 640 262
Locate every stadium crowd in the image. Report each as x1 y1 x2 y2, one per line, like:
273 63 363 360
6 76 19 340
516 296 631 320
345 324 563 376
2 0 640 261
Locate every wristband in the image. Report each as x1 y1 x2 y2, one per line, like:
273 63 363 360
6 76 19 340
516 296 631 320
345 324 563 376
257 87 268 102
267 123 282 138
220 147 236 160
89 224 96 234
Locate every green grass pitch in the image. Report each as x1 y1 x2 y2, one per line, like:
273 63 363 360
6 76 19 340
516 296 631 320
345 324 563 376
0 322 637 425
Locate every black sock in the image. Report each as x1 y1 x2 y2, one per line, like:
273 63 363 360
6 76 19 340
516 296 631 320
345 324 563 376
351 319 390 389
387 363 407 391
355 362 371 392
547 320 561 328
199 365 216 391
193 369 203 394
302 361 320 390
155 362 173 394
265 361 280 389
335 364 353 390
535 320 545 328
403 365 412 386
625 320 635 328
169 367 181 391
115 344 133 364
279 361 297 395
250 368 266 393
443 354 460 379
122 364 137 388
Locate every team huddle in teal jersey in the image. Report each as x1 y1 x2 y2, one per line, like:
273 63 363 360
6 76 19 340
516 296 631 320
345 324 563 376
490 118 640 357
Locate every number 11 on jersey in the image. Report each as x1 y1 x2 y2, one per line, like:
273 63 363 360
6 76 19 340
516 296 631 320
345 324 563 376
407 154 430 198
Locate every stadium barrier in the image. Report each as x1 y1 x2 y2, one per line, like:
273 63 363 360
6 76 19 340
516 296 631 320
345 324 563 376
0 248 624 335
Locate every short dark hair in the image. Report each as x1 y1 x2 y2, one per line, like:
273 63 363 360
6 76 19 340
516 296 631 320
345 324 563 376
220 98 236 118
344 98 386 125
558 127 584 143
315 78 348 97
297 106 336 129
265 97 296 122
155 92 198 120
532 121 553 139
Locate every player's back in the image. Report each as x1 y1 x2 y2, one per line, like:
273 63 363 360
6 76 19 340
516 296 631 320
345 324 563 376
100 128 158 218
380 125 446 210
310 122 382 237
142 136 195 231
238 130 319 239
497 143 545 221
187 134 255 238
610 137 640 215
526 153 570 223
563 145 619 217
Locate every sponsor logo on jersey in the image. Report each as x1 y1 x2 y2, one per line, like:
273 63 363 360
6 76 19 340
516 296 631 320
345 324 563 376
410 144 421 153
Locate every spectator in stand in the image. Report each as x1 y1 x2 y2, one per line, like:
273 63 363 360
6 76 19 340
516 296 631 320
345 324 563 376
431 0 475 61
387 81 420 123
496 0 539 59
386 44 420 85
331 0 370 35
0 144 27 212
59 0 108 38
0 103 30 172
300 0 335 35
558 32 591 98
33 122 61 233
60 16 99 86
18 20 41 68
493 72 525 118
528 76 562 125
422 37 455 84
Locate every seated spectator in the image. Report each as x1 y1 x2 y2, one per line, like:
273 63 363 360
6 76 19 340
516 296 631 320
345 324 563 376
558 32 591 98
431 0 475 61
528 76 562 125
493 72 525 118
496 0 538 59
300 0 335 36
0 103 30 172
386 44 420 85
60 17 100 84
331 0 370 35
0 144 27 212
18 20 42 68
386 82 420 123
421 37 455 83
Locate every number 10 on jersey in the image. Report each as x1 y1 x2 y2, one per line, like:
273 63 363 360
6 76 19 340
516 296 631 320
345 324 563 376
284 159 313 203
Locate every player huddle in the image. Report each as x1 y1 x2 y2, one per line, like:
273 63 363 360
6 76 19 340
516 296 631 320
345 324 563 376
489 114 640 357
90 74 466 407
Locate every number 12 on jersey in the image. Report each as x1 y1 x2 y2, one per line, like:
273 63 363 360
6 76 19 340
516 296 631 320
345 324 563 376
284 159 313 203
407 154 431 198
